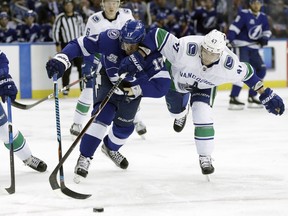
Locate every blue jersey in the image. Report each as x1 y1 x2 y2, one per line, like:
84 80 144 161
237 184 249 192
16 23 41 42
0 28 17 43
227 9 271 49
62 29 171 98
0 50 9 77
190 7 225 35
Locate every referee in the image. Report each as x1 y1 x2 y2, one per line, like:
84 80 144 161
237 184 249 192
52 0 85 95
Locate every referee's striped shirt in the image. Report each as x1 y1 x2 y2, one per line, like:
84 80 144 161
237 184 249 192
52 12 85 45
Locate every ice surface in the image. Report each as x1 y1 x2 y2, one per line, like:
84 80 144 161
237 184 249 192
1 89 288 216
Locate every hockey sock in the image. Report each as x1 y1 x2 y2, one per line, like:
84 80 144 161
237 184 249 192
73 88 93 124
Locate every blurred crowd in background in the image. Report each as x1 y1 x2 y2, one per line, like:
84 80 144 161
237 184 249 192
0 0 288 43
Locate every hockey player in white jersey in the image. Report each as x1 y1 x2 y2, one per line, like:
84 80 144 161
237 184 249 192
141 28 284 175
70 0 147 137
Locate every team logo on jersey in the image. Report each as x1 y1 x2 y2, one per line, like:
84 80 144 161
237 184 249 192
173 42 180 52
92 15 100 23
248 25 263 40
107 54 118 63
224 55 234 70
107 29 120 40
186 42 198 56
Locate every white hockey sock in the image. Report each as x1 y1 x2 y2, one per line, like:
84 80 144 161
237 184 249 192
73 88 93 124
3 128 32 161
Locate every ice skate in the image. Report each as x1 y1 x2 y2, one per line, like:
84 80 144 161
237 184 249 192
74 154 91 184
199 155 214 176
70 123 82 136
173 115 187 132
134 121 147 137
23 155 47 172
247 96 263 109
228 96 245 110
101 144 129 169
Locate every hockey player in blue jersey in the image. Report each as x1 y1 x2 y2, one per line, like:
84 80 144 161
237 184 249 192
16 10 41 42
227 0 271 110
0 12 17 43
0 50 47 172
46 19 170 182
190 0 226 35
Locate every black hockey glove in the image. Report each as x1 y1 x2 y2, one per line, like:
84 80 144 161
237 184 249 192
257 37 268 47
259 88 285 115
118 80 142 100
0 74 18 102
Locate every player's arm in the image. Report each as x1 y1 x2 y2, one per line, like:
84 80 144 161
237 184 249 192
46 34 103 79
119 55 171 99
242 62 284 115
0 51 18 102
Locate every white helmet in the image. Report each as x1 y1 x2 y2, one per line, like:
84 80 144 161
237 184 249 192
202 29 226 54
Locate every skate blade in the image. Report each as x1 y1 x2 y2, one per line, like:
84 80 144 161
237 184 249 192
247 103 263 109
73 174 82 184
205 175 211 182
228 104 245 110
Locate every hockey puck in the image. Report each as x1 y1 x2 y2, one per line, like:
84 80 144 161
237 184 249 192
93 207 104 213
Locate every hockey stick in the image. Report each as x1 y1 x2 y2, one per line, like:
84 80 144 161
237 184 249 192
227 42 258 48
51 74 91 199
5 97 15 194
49 73 126 199
11 72 95 110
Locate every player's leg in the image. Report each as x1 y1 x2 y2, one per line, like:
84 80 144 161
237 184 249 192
133 106 147 136
165 88 190 132
74 73 116 180
74 102 116 180
61 66 72 96
101 97 141 169
70 60 100 137
229 81 245 110
247 50 266 108
0 104 47 172
191 87 216 175
228 47 248 110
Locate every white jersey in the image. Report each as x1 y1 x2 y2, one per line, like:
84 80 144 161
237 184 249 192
151 29 254 93
84 8 134 37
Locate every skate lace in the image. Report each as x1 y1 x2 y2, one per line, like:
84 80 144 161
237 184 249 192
199 156 212 168
109 150 124 164
24 156 41 168
174 116 186 127
78 155 90 170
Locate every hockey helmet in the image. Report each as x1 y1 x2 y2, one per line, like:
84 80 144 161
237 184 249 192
120 20 146 44
202 29 226 54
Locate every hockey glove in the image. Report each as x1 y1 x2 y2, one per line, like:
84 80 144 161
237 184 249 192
259 88 285 115
118 51 145 77
118 80 142 100
257 37 268 47
0 74 18 102
46 53 71 79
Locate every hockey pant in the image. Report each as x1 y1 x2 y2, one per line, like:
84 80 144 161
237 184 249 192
165 87 216 155
79 73 141 158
